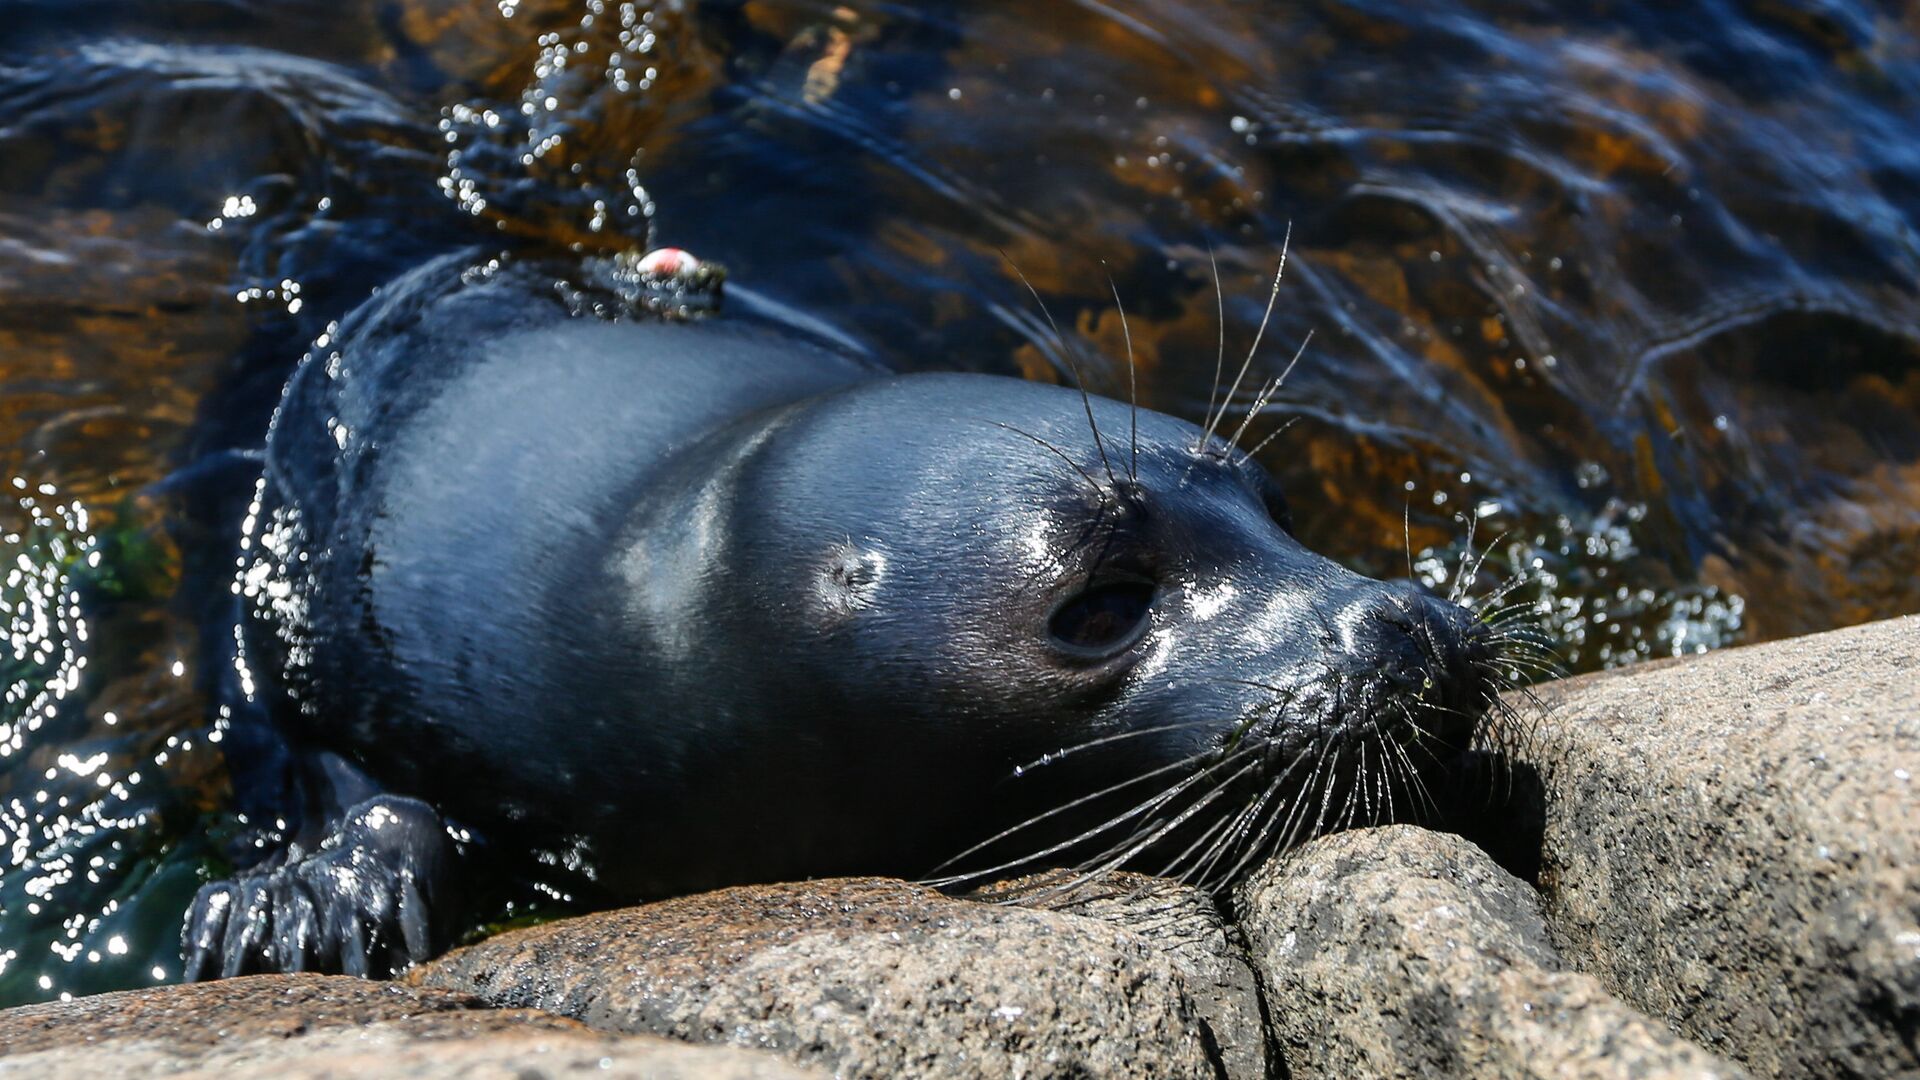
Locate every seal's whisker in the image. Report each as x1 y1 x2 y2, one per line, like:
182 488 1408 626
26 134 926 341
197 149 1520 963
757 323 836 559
1481 612 1554 644
1482 641 1559 676
1473 596 1544 627
1480 636 1568 676
1403 498 1417 581
1009 751 1266 904
1448 512 1482 604
1480 627 1560 657
1381 733 1421 823
1196 223 1291 457
1386 710 1442 820
1354 737 1376 825
1407 696 1475 740
1310 742 1349 840
1149 790 1254 882
1202 745 1325 889
1103 266 1139 482
1458 529 1510 602
922 750 1219 881
1011 717 1223 774
1201 244 1226 456
1246 778 1318 875
1207 793 1286 890
1476 597 1553 647
1471 689 1542 762
1482 623 1561 652
1485 637 1566 673
1066 755 1263 884
1376 733 1402 823
932 741 1261 886
1224 330 1313 456
972 418 1104 497
1394 736 1435 818
1471 577 1540 617
1224 373 1279 455
1339 740 1369 830
1010 502 1120 592
1269 747 1336 859
1000 251 1117 487
1191 786 1272 889
1241 416 1302 464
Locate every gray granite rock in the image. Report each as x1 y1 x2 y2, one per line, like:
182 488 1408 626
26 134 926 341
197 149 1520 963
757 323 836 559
986 870 1272 1080
1239 825 1746 1080
413 876 1220 1079
0 974 818 1079
1529 613 1920 1078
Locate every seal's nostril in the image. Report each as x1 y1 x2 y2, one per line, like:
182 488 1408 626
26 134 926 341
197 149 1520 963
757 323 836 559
1329 585 1498 730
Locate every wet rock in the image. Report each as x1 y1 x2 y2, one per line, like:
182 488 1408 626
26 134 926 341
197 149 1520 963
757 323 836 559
1238 825 1745 1079
989 870 1272 1080
412 876 1219 1079
0 974 817 1078
1529 613 1920 1078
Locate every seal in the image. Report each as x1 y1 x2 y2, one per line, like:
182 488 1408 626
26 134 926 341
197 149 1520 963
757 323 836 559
181 248 1503 979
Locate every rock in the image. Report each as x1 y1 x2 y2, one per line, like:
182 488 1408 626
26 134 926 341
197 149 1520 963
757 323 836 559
0 975 484 1054
0 974 819 1079
1238 825 1746 1079
1529 614 1920 1078
412 876 1220 1079
986 871 1272 1080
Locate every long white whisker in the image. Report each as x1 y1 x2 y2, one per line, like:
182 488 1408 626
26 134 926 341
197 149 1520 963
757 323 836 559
1001 251 1118 487
923 752 1213 880
1104 267 1139 482
1201 245 1226 451
1011 718 1224 774
930 742 1260 886
1198 222 1291 453
1223 328 1313 455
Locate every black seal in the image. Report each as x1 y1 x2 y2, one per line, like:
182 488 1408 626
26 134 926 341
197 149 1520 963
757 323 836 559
183 249 1501 978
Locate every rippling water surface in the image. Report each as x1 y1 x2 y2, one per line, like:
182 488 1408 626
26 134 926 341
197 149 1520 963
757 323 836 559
2 0 1917 1003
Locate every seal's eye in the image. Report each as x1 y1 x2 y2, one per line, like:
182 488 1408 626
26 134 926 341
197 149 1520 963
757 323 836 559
1049 580 1155 657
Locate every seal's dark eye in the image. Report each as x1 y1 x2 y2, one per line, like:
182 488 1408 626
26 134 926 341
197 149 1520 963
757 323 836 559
1049 581 1155 656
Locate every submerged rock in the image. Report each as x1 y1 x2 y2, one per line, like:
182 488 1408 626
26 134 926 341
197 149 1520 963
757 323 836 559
1530 613 1920 1078
412 876 1219 1079
0 974 817 1079
1238 825 1745 1079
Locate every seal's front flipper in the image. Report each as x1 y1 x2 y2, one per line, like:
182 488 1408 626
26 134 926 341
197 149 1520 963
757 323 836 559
182 795 455 979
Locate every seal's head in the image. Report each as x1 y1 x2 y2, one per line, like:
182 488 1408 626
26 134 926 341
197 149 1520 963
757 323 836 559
618 371 1501 892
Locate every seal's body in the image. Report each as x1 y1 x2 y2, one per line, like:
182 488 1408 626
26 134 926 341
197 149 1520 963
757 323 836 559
187 250 1499 978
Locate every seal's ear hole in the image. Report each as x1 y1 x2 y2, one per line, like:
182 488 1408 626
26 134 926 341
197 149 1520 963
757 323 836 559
1049 581 1155 656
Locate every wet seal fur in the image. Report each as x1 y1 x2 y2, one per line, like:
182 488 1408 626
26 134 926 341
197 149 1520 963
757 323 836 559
183 248 1507 978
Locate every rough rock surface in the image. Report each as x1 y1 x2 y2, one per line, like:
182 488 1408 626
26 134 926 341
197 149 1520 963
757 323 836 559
1238 825 1746 1079
987 870 1272 1080
1530 613 1920 1078
412 876 1219 1079
0 974 818 1078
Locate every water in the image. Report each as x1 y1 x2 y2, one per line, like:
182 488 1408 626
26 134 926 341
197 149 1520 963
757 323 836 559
3 0 1917 1004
